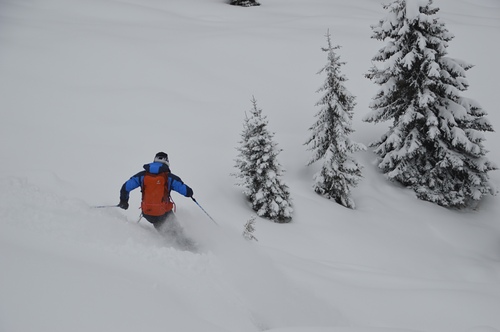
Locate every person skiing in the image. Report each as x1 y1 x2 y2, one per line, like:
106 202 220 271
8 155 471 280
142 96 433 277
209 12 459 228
118 152 194 235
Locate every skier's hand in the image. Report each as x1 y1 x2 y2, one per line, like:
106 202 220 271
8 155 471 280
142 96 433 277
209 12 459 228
118 200 129 210
186 187 193 198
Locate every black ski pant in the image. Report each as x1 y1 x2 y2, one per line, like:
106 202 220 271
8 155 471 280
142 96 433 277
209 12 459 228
143 210 182 237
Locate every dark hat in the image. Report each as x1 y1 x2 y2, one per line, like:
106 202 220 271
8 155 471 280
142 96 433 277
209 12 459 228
154 152 169 166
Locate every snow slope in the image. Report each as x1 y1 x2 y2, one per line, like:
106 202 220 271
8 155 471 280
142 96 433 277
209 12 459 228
1 0 499 331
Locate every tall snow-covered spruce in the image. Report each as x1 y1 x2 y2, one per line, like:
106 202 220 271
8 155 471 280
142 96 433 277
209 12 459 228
233 97 293 223
305 31 366 209
364 0 497 208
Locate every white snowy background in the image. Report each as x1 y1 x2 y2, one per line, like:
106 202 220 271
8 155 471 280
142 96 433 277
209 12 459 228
1 0 499 331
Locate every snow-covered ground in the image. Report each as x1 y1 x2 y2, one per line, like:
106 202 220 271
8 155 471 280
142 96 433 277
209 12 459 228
1 0 499 331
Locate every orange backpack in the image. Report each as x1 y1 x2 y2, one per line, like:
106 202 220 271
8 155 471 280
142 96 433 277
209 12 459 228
141 172 174 216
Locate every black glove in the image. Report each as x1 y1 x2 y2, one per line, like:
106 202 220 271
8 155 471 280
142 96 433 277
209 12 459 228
118 200 129 210
186 186 193 198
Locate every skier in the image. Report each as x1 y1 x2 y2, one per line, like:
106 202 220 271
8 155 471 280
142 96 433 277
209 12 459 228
118 152 194 236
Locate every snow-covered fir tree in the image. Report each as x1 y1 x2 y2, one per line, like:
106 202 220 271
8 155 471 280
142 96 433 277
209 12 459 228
233 97 293 222
305 30 366 209
364 0 497 208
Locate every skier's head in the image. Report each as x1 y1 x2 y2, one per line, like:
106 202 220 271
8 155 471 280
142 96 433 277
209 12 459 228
154 152 169 167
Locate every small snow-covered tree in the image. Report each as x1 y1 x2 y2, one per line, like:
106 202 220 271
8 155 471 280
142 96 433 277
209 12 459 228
364 0 497 208
305 30 366 209
233 97 293 222
242 215 258 241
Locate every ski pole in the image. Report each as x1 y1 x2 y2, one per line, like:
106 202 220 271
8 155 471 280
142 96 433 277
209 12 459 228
191 197 219 226
92 205 119 208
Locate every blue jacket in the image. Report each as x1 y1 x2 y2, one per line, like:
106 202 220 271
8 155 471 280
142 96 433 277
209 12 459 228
120 162 193 202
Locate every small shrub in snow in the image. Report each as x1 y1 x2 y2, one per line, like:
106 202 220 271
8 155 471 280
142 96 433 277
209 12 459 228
230 0 260 7
242 215 258 241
